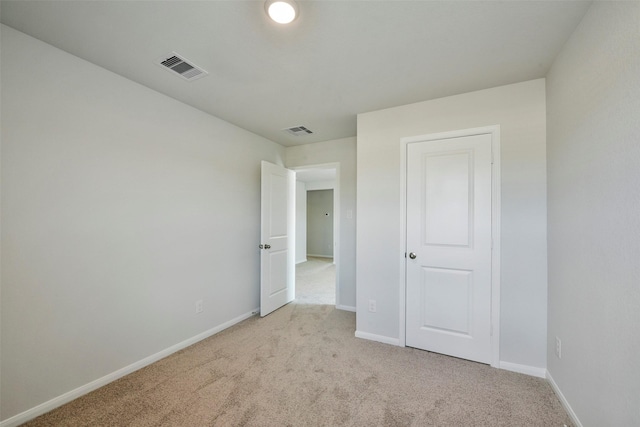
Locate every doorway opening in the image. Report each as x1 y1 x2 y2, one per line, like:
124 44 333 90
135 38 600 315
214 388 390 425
292 164 339 306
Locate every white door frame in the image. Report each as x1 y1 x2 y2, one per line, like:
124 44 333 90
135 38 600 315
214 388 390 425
290 162 342 308
399 125 501 368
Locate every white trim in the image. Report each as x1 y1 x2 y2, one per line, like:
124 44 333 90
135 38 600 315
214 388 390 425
336 305 356 312
355 330 401 346
547 371 583 427
0 309 259 427
304 180 335 191
306 254 333 259
289 163 341 308
399 136 408 347
499 361 546 378
399 125 501 368
295 258 308 264
333 165 340 308
490 127 502 368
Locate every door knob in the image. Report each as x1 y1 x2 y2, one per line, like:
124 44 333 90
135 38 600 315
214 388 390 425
409 252 417 259
264 244 271 249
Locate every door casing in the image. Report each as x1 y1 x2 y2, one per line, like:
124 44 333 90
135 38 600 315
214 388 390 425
399 126 501 368
290 163 342 308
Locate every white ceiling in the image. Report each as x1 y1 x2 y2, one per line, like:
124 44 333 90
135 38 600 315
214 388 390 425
0 1 590 147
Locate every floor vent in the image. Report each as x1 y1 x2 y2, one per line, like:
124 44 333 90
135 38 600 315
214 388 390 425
155 52 208 81
283 126 313 136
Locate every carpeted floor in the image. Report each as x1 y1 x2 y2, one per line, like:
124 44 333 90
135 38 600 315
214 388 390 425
23 257 571 426
295 256 336 305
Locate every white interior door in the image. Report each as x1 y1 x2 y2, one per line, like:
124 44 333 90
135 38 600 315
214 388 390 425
405 134 493 363
260 161 295 317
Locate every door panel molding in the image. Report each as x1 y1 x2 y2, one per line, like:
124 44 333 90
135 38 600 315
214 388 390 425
260 161 295 317
399 126 501 368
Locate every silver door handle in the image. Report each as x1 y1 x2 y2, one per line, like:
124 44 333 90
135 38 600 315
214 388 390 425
264 244 271 249
259 244 264 249
409 252 417 259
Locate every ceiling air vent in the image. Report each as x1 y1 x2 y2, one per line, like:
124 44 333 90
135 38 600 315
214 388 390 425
155 52 208 81
283 126 313 136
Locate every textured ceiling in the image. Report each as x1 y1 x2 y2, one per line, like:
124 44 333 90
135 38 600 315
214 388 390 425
0 1 590 146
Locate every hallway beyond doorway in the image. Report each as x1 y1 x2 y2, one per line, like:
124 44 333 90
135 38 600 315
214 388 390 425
295 257 335 305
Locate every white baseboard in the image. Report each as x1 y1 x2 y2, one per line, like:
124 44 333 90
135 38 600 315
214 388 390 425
547 370 583 427
0 308 259 427
295 258 307 264
335 305 356 312
355 330 401 346
499 361 547 378
307 254 333 258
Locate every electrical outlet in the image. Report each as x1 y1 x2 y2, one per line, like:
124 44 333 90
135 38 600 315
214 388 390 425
368 299 377 313
555 336 561 359
196 299 203 314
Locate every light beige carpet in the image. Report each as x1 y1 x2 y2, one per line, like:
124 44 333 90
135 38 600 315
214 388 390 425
23 258 571 426
295 257 336 305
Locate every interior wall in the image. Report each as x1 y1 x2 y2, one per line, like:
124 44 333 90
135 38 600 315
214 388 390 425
295 181 307 264
357 79 548 370
285 137 356 310
546 2 640 425
305 180 335 191
0 25 284 420
306 190 334 258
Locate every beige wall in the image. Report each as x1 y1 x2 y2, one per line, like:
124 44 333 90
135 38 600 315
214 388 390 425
546 2 640 425
306 190 334 258
357 79 548 370
295 181 307 264
1 25 284 420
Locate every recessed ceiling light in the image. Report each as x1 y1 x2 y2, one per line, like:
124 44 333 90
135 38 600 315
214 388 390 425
265 0 298 24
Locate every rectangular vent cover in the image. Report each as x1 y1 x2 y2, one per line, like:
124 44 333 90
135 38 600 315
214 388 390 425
283 126 313 136
155 52 208 81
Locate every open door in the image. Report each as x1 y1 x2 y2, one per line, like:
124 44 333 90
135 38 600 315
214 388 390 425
260 161 295 317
